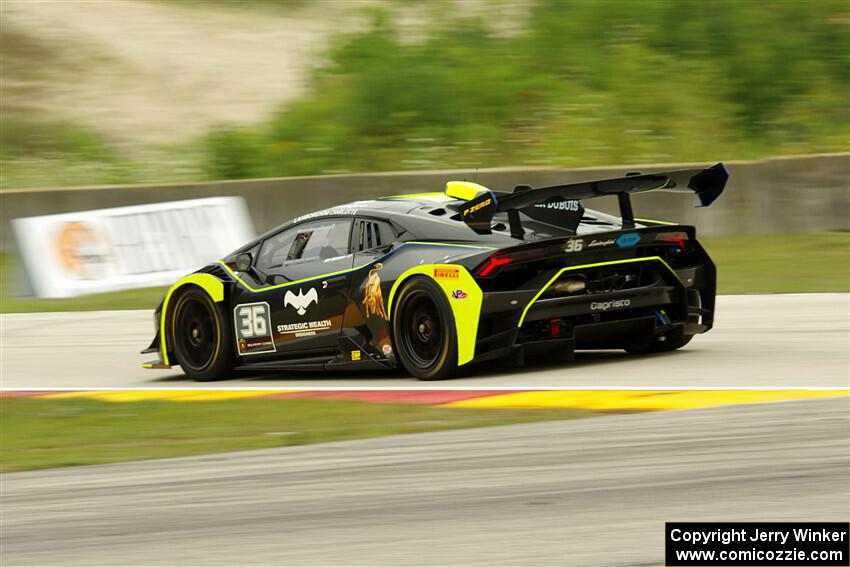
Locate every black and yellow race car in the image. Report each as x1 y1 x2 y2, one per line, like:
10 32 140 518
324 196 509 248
142 163 728 380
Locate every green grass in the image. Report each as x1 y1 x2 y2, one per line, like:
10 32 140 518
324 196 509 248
0 285 168 314
0 397 593 471
0 253 167 313
703 232 850 294
0 233 846 313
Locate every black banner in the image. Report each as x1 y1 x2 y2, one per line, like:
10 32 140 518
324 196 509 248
666 522 849 566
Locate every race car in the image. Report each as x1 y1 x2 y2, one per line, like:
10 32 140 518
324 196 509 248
142 163 729 380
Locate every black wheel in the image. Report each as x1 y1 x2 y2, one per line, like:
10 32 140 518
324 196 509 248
625 330 693 355
171 287 235 381
392 277 458 380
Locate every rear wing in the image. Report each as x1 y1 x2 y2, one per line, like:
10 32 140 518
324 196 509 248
457 163 729 237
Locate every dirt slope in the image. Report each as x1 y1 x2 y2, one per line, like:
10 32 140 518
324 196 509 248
1 0 366 147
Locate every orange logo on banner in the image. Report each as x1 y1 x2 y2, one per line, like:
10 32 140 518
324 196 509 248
54 222 111 279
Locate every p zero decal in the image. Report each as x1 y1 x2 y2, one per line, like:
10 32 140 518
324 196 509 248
462 197 492 216
234 302 275 355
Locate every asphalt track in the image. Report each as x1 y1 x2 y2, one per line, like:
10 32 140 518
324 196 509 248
1 294 847 388
2 398 848 566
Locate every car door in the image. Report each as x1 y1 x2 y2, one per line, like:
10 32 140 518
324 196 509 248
232 217 354 358
348 218 398 357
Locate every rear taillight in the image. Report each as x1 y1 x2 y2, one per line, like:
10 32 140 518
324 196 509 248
654 231 689 250
475 248 545 278
477 256 513 277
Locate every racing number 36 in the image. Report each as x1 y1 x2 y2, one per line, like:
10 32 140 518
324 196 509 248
237 304 269 338
564 239 584 253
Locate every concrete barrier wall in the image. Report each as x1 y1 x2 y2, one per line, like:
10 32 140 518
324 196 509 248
2 153 847 250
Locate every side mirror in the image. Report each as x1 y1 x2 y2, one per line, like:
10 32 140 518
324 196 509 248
235 253 253 272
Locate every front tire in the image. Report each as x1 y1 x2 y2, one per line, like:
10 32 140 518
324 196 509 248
171 287 235 381
392 277 459 380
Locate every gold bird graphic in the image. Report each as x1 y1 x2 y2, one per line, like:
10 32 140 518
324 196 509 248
363 263 387 320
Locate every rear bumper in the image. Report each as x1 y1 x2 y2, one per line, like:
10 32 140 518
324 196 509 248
472 273 711 364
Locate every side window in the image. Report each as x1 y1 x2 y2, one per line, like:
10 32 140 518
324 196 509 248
355 219 396 252
256 227 297 270
257 218 353 270
289 218 353 262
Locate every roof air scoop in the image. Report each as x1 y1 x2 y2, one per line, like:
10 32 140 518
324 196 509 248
445 181 491 201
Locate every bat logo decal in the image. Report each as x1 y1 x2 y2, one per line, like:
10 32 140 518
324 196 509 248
284 287 318 316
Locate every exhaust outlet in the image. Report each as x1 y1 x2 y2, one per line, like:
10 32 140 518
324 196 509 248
553 277 586 294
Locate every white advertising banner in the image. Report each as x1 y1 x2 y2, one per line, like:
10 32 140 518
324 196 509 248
12 197 255 298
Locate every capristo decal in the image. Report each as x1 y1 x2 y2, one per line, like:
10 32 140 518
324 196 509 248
234 302 276 355
434 267 459 280
590 299 631 311
363 263 387 319
616 233 641 248
284 288 318 316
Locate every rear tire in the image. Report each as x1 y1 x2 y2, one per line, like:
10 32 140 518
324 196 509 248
171 287 235 381
393 277 459 380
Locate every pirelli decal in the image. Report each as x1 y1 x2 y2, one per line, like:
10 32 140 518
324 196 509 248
434 267 460 280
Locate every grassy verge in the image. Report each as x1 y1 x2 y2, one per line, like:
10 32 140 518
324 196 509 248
0 252 167 313
704 232 849 294
1 233 847 314
0 397 593 472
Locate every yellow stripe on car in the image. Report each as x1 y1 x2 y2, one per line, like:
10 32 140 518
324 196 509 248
517 256 682 327
215 242 493 294
635 217 677 226
383 192 455 202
